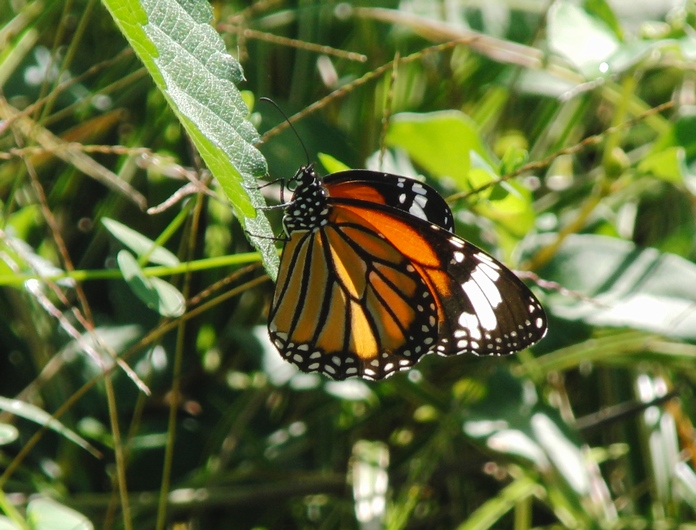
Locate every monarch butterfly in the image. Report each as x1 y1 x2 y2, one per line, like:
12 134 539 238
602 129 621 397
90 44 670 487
268 165 547 381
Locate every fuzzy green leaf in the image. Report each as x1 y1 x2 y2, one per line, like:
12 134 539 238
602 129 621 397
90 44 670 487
101 0 278 278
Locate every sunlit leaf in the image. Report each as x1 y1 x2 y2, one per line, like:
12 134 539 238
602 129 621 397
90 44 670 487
584 0 623 38
27 498 93 530
318 153 351 174
0 423 18 445
538 234 696 341
385 111 496 190
102 217 179 266
0 397 99 457
0 233 69 287
117 250 185 317
637 146 686 184
101 0 278 279
548 1 619 77
456 476 539 530
463 368 612 524
0 517 20 530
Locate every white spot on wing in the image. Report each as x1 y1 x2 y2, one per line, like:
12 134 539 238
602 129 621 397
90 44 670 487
409 204 427 221
412 182 427 195
458 311 482 340
470 266 503 308
462 277 498 331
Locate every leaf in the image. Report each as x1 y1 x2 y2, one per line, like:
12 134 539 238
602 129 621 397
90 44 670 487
385 110 496 190
317 153 351 174
538 234 696 341
27 498 93 530
548 2 620 77
584 0 623 38
0 233 70 287
463 368 611 524
499 146 529 176
456 476 539 530
0 517 20 530
637 146 686 184
464 369 583 478
101 0 278 279
0 397 99 457
0 424 18 445
605 40 666 74
102 217 179 266
117 250 185 317
476 180 536 239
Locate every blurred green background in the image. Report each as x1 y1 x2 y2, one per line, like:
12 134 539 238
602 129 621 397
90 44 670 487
1 0 696 528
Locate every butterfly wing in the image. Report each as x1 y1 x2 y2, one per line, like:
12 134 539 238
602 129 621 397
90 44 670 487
268 203 441 380
268 165 546 380
332 199 547 358
324 170 455 232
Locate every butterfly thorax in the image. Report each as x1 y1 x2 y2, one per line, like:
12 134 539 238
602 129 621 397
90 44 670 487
282 166 330 233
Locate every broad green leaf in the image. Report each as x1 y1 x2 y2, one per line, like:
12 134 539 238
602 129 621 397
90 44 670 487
117 250 185 317
317 153 351 174
548 2 620 77
476 180 536 239
61 324 145 379
0 397 98 457
27 498 93 530
467 151 499 192
102 217 179 266
464 370 583 478
637 146 686 184
584 0 623 38
365 149 425 180
467 153 536 241
463 368 610 525
101 0 278 279
538 234 696 341
385 111 495 190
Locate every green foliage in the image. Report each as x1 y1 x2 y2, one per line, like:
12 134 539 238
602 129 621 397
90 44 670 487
101 0 278 277
1 0 696 529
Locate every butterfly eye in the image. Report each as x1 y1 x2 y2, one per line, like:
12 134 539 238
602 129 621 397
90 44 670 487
268 168 547 380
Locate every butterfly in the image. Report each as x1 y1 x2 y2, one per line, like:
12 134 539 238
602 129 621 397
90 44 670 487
267 165 547 381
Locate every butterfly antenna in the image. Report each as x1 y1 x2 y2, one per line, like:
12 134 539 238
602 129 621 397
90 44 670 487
259 97 311 167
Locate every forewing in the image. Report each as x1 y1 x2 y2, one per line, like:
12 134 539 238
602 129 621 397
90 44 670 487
324 170 455 232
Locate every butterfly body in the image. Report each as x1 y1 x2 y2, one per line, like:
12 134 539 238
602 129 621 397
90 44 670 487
268 165 547 380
